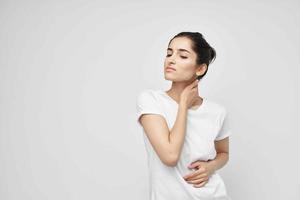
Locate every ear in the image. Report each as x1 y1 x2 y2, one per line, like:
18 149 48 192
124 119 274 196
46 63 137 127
196 64 207 76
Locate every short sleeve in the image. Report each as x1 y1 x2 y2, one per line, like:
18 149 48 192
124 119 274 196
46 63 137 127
136 90 165 125
215 107 232 141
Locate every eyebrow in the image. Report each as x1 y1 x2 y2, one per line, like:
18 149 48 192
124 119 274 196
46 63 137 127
167 47 191 54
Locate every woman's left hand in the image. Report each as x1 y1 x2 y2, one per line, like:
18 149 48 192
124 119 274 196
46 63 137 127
183 161 216 188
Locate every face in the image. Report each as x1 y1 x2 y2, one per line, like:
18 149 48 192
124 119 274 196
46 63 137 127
164 37 206 82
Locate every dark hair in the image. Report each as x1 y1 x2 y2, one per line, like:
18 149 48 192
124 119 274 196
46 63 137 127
168 32 216 80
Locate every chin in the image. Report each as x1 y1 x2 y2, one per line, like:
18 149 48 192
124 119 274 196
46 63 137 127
164 76 176 82
164 74 172 81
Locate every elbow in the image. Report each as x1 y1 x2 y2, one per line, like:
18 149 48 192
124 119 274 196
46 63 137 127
226 152 230 162
161 153 179 167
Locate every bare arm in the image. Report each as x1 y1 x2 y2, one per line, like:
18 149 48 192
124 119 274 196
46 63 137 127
208 137 229 171
139 79 199 167
139 102 188 167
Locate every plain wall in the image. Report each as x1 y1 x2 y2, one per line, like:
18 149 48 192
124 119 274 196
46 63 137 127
1 0 299 199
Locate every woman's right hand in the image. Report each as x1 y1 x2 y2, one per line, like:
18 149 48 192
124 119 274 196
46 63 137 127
180 79 199 109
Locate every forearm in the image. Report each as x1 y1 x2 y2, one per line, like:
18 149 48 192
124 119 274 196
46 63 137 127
208 152 229 172
168 103 188 159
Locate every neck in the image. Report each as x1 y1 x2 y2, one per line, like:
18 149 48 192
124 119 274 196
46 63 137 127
166 80 201 103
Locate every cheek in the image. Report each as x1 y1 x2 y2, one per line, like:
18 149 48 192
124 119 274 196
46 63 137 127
177 57 194 67
183 58 196 66
176 69 195 81
180 60 196 74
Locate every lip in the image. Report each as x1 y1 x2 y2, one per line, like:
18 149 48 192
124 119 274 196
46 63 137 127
166 66 176 71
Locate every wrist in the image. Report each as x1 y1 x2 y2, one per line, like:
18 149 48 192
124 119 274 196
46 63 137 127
208 160 217 173
179 103 188 111
179 100 188 109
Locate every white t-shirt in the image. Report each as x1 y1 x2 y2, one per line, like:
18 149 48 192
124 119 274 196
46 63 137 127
136 89 232 200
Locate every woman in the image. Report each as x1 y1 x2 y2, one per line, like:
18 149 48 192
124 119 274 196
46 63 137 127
136 32 232 200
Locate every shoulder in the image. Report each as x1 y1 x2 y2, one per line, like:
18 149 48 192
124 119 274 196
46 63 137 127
137 89 158 100
136 89 162 105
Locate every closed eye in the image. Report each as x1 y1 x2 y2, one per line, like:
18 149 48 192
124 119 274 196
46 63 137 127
166 54 188 59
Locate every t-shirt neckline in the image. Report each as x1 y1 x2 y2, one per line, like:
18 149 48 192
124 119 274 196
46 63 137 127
158 90 206 112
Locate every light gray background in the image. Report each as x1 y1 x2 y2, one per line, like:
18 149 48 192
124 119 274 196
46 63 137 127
1 0 299 199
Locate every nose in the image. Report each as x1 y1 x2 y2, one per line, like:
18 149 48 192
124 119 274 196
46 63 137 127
169 61 175 65
167 56 176 65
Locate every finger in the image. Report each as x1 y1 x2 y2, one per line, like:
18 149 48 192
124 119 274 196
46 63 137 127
191 85 198 90
192 83 199 90
185 170 205 181
183 171 199 180
193 180 208 188
192 166 205 174
193 79 199 86
189 79 199 88
186 177 207 185
184 166 206 180
188 162 201 169
187 173 207 181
